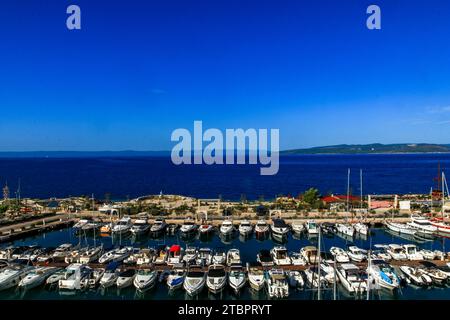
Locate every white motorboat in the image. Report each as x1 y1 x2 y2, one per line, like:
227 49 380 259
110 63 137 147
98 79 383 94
419 261 448 285
183 269 207 296
65 246 88 264
270 246 292 266
265 269 289 299
220 220 235 235
59 263 92 291
419 249 436 260
300 246 319 264
286 270 304 288
399 265 432 286
228 264 247 294
305 220 318 235
199 223 214 235
407 215 437 235
226 249 241 266
238 220 253 236
291 220 305 234
320 259 337 284
385 221 416 235
154 246 169 265
290 252 307 266
167 268 186 290
81 221 102 234
212 250 226 265
387 244 408 261
336 263 367 294
270 219 290 237
371 244 392 261
116 269 136 289
150 218 167 235
353 222 368 236
52 243 73 262
45 269 66 287
180 218 197 235
431 218 450 235
98 246 133 264
131 219 150 236
248 268 265 291
133 269 157 292
99 262 120 288
330 247 350 263
257 249 274 266
85 267 105 288
112 216 132 234
73 218 90 231
303 266 328 288
0 263 34 291
79 245 103 264
18 267 60 290
167 245 184 266
183 247 198 265
335 223 355 237
402 244 424 261
254 220 270 235
206 264 227 294
196 248 213 266
135 248 155 265
367 259 400 290
347 246 367 262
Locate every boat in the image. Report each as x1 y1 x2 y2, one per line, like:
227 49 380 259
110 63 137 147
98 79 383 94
353 222 368 236
18 266 60 290
399 265 433 286
81 221 102 234
270 246 292 266
180 218 197 235
420 249 437 260
52 243 73 262
290 252 307 266
166 223 178 235
387 244 408 261
257 249 274 266
183 247 198 265
45 269 66 287
270 219 290 237
73 218 90 231
99 222 113 234
196 248 213 266
133 269 157 292
286 270 304 288
254 220 270 236
347 246 367 262
385 221 416 235
407 215 437 235
300 246 319 264
183 269 207 296
58 263 92 291
336 263 367 294
418 261 448 285
330 247 350 263
135 248 156 265
64 246 88 264
226 249 241 266
402 244 424 261
154 246 169 265
112 216 132 235
305 220 318 235
335 223 355 237
150 219 167 236
291 220 305 234
199 223 214 235
228 264 247 294
431 217 450 235
320 258 337 284
79 245 103 264
116 269 136 289
206 264 227 294
212 249 226 265
99 262 120 288
367 259 400 290
248 268 265 291
321 222 336 234
238 220 253 236
167 268 186 290
85 267 105 288
0 263 34 291
167 245 184 265
130 219 150 236
98 246 133 264
303 266 328 288
265 269 289 299
220 220 235 236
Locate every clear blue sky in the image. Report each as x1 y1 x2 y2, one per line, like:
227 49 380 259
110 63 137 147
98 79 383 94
1 0 450 151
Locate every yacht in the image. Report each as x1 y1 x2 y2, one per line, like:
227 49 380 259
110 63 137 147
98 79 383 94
291 220 305 234
183 247 198 265
303 266 328 288
300 246 319 264
248 268 265 291
99 262 120 288
98 246 133 264
18 266 60 290
167 245 184 266
45 269 66 287
238 220 253 236
220 220 235 235
116 269 136 289
257 249 274 266
265 269 289 299
81 220 102 234
286 270 304 288
206 264 227 294
135 248 156 265
133 269 157 292
58 263 92 291
130 219 150 236
180 218 197 235
270 219 290 237
431 217 450 235
79 245 103 264
387 244 408 261
353 222 368 236
385 221 416 235
347 246 367 262
335 223 355 237
402 244 424 261
330 247 350 263
212 249 226 265
228 264 247 294
399 265 432 286
73 219 90 231
183 269 207 296
199 223 214 235
254 220 270 236
0 263 34 291
305 220 319 235
85 267 105 289
419 261 449 285
407 215 437 235
336 263 367 294
419 249 437 260
65 246 88 264
270 246 292 266
290 252 307 265
150 219 167 236
112 216 132 235
154 246 169 265
226 249 241 266
367 259 400 290
52 243 73 262
167 268 186 290
196 248 213 266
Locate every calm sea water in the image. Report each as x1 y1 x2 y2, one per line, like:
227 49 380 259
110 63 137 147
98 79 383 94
0 154 449 200
1 227 450 300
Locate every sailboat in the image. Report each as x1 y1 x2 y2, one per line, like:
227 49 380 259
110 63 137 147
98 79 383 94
431 171 450 234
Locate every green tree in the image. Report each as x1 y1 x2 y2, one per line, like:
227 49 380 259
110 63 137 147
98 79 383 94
303 188 320 205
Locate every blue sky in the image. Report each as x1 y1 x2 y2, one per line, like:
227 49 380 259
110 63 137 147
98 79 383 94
1 0 450 151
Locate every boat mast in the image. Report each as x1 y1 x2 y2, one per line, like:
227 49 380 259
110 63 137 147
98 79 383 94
442 172 446 217
317 225 321 301
346 168 350 213
333 252 337 300
360 169 363 210
366 250 371 300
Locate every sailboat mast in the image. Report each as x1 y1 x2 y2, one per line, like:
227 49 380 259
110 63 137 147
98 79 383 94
360 169 363 210
317 225 321 301
443 172 446 217
347 168 350 213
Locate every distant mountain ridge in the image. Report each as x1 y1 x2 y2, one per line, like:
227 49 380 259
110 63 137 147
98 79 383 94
282 143 450 154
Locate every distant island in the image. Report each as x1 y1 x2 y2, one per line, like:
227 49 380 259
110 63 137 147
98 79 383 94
282 143 450 155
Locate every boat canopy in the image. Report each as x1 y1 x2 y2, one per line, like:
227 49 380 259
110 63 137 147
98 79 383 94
169 245 181 253
273 219 288 228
